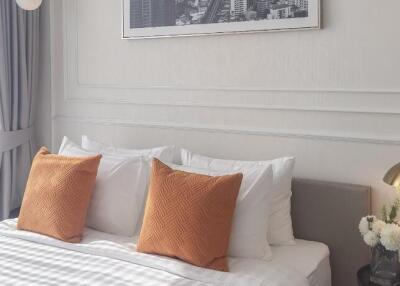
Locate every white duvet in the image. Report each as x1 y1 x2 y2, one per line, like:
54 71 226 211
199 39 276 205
0 219 309 286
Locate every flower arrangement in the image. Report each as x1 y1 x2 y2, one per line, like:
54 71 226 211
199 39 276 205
360 165 400 285
359 199 400 251
359 198 400 285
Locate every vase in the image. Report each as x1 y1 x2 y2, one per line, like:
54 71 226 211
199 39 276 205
370 243 400 286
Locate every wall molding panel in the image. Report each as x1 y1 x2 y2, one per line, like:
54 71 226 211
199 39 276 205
61 0 400 116
63 93 400 116
54 115 400 146
55 0 400 149
64 0 400 94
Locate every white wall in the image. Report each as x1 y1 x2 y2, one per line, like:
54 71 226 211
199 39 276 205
47 0 400 214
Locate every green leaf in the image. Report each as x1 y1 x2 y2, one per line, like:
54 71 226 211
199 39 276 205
388 198 400 223
382 205 388 223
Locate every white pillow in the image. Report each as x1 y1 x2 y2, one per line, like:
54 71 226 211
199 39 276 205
168 162 274 260
180 149 296 246
81 135 175 162
59 137 150 237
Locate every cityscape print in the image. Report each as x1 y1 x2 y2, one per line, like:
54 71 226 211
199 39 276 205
129 0 309 29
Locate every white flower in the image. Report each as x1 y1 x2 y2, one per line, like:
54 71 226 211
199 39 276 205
363 231 379 247
359 216 375 235
372 220 386 235
380 224 400 251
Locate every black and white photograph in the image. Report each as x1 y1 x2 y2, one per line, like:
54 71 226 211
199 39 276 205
123 0 320 38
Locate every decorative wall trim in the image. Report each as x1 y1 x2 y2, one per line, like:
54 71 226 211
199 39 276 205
63 0 400 100
74 82 400 95
54 115 400 146
54 0 400 150
62 96 400 116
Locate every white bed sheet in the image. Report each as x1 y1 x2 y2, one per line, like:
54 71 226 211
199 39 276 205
0 219 324 286
272 239 332 286
271 240 331 286
230 239 332 286
227 239 331 286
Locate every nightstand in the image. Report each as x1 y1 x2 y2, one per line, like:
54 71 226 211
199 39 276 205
358 265 400 286
357 265 379 286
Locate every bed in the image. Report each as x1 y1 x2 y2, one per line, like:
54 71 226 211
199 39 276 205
0 178 370 286
232 238 331 286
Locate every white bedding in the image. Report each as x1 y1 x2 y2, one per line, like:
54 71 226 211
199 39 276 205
0 219 314 286
221 240 331 286
270 240 331 286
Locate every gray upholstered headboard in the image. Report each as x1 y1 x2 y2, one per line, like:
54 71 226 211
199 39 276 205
292 178 371 286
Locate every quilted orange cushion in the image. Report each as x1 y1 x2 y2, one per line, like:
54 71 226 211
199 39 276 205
17 147 101 242
137 159 243 271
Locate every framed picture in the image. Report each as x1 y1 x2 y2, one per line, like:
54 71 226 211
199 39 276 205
122 0 320 39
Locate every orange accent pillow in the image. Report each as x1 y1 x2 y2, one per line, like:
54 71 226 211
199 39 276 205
17 147 101 242
137 159 243 272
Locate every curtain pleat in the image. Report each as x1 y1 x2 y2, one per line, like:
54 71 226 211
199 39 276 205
0 0 40 220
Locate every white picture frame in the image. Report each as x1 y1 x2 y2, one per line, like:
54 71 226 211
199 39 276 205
122 0 320 39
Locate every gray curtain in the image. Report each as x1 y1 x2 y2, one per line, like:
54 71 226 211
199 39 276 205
0 0 39 220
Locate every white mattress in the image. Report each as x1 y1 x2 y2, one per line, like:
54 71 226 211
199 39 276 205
272 240 331 286
0 219 328 286
229 239 331 286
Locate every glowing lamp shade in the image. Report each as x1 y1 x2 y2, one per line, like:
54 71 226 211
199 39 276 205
383 163 400 188
16 0 42 11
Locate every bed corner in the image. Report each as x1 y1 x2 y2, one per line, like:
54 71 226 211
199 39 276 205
292 178 371 286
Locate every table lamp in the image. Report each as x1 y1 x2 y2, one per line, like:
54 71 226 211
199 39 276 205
384 163 400 190
16 0 42 11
